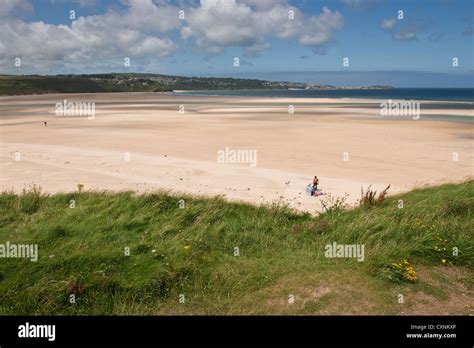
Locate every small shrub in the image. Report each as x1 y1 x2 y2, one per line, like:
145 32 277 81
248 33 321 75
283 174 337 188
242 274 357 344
20 184 47 214
359 185 390 208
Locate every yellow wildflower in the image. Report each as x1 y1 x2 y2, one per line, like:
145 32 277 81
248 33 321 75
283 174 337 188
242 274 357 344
405 266 417 282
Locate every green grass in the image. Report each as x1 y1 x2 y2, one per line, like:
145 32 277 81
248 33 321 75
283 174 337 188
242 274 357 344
0 181 472 315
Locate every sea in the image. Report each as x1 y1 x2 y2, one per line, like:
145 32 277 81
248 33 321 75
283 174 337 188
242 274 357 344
176 88 474 102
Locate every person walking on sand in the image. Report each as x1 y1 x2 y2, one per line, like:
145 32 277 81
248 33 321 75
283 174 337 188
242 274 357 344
311 175 319 195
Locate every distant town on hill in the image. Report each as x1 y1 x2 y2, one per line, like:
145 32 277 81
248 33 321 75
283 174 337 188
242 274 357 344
0 73 393 95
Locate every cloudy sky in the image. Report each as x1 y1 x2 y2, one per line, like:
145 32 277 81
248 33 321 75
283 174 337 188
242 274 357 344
0 0 473 86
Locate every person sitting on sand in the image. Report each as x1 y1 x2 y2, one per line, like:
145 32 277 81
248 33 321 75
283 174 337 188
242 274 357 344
311 176 319 195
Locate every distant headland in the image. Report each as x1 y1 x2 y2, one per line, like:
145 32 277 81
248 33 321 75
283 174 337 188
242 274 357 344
0 73 393 96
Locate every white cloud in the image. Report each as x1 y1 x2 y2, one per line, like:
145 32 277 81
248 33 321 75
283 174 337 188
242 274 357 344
0 0 179 72
77 0 97 7
119 0 181 33
132 36 176 56
392 31 417 41
0 0 344 72
181 0 343 55
239 0 287 10
0 0 32 16
298 7 344 46
380 16 426 42
341 0 379 9
381 18 396 30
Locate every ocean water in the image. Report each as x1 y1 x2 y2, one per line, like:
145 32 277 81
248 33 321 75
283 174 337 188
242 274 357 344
178 88 474 102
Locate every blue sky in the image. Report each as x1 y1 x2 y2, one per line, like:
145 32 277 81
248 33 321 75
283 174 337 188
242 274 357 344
0 0 473 86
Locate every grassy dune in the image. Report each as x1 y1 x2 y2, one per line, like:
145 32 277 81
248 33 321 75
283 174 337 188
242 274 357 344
0 181 472 315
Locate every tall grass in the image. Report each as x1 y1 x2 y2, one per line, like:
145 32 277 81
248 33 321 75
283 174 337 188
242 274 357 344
0 180 472 314
359 185 391 208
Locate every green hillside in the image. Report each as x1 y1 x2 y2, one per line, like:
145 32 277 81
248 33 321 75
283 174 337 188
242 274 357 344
0 181 472 315
0 73 300 95
0 73 392 95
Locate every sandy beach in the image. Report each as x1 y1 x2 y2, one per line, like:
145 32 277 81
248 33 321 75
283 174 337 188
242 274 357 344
0 93 472 213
